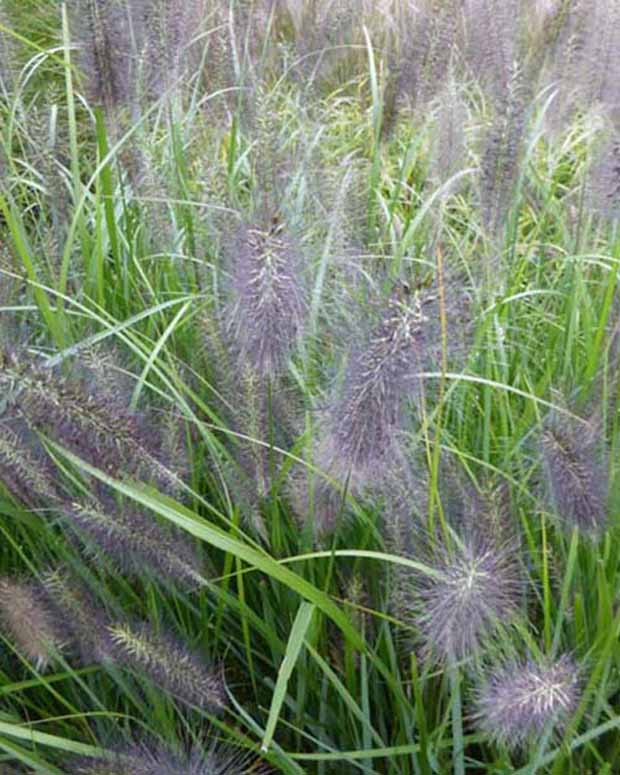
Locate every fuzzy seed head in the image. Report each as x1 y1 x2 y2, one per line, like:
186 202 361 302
41 569 113 664
412 530 522 663
107 621 226 712
227 218 307 376
69 743 264 774
0 578 64 669
65 497 204 588
475 654 581 748
324 286 434 485
0 422 59 506
541 413 609 534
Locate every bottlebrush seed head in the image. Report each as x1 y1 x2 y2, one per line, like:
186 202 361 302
541 411 609 534
226 215 307 377
107 620 226 713
474 654 581 749
0 421 59 506
323 284 435 487
63 495 204 588
1 350 184 496
41 569 114 664
410 526 522 663
0 577 65 669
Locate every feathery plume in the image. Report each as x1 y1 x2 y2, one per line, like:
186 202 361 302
392 0 461 113
69 742 265 774
411 528 522 663
479 64 527 242
41 569 113 664
540 410 609 534
0 421 59 506
226 214 307 377
428 79 469 198
463 0 523 102
107 620 226 712
63 494 204 587
319 283 438 490
0 5 16 95
0 349 185 495
587 126 620 221
403 479 522 663
0 577 65 669
68 0 143 122
474 654 581 749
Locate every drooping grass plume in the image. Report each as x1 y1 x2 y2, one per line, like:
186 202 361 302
540 408 609 534
0 420 60 506
107 619 226 712
41 568 114 664
62 493 204 587
0 577 65 669
474 653 581 749
0 348 185 496
69 741 266 774
225 212 308 378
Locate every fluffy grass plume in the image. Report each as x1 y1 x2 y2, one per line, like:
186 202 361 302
41 568 114 664
107 620 226 712
405 483 523 663
69 742 264 774
0 349 184 495
0 577 65 669
541 409 609 534
475 653 581 749
63 495 204 587
0 420 59 506
225 213 307 377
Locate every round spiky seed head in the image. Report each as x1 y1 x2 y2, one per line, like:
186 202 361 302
107 620 227 712
475 654 581 749
411 528 522 663
69 742 268 774
0 577 65 669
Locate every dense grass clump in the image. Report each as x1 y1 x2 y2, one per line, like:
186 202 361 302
1 1 620 773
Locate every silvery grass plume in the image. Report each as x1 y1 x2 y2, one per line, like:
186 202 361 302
428 79 469 200
62 492 204 588
225 213 308 378
574 0 620 116
540 407 609 535
141 0 207 100
319 281 452 491
0 348 185 496
586 124 620 221
474 653 581 749
390 0 461 115
69 741 268 774
107 619 226 712
463 0 523 103
0 5 16 95
0 577 65 669
68 0 144 127
404 483 523 664
0 420 60 507
479 64 527 245
41 568 115 664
